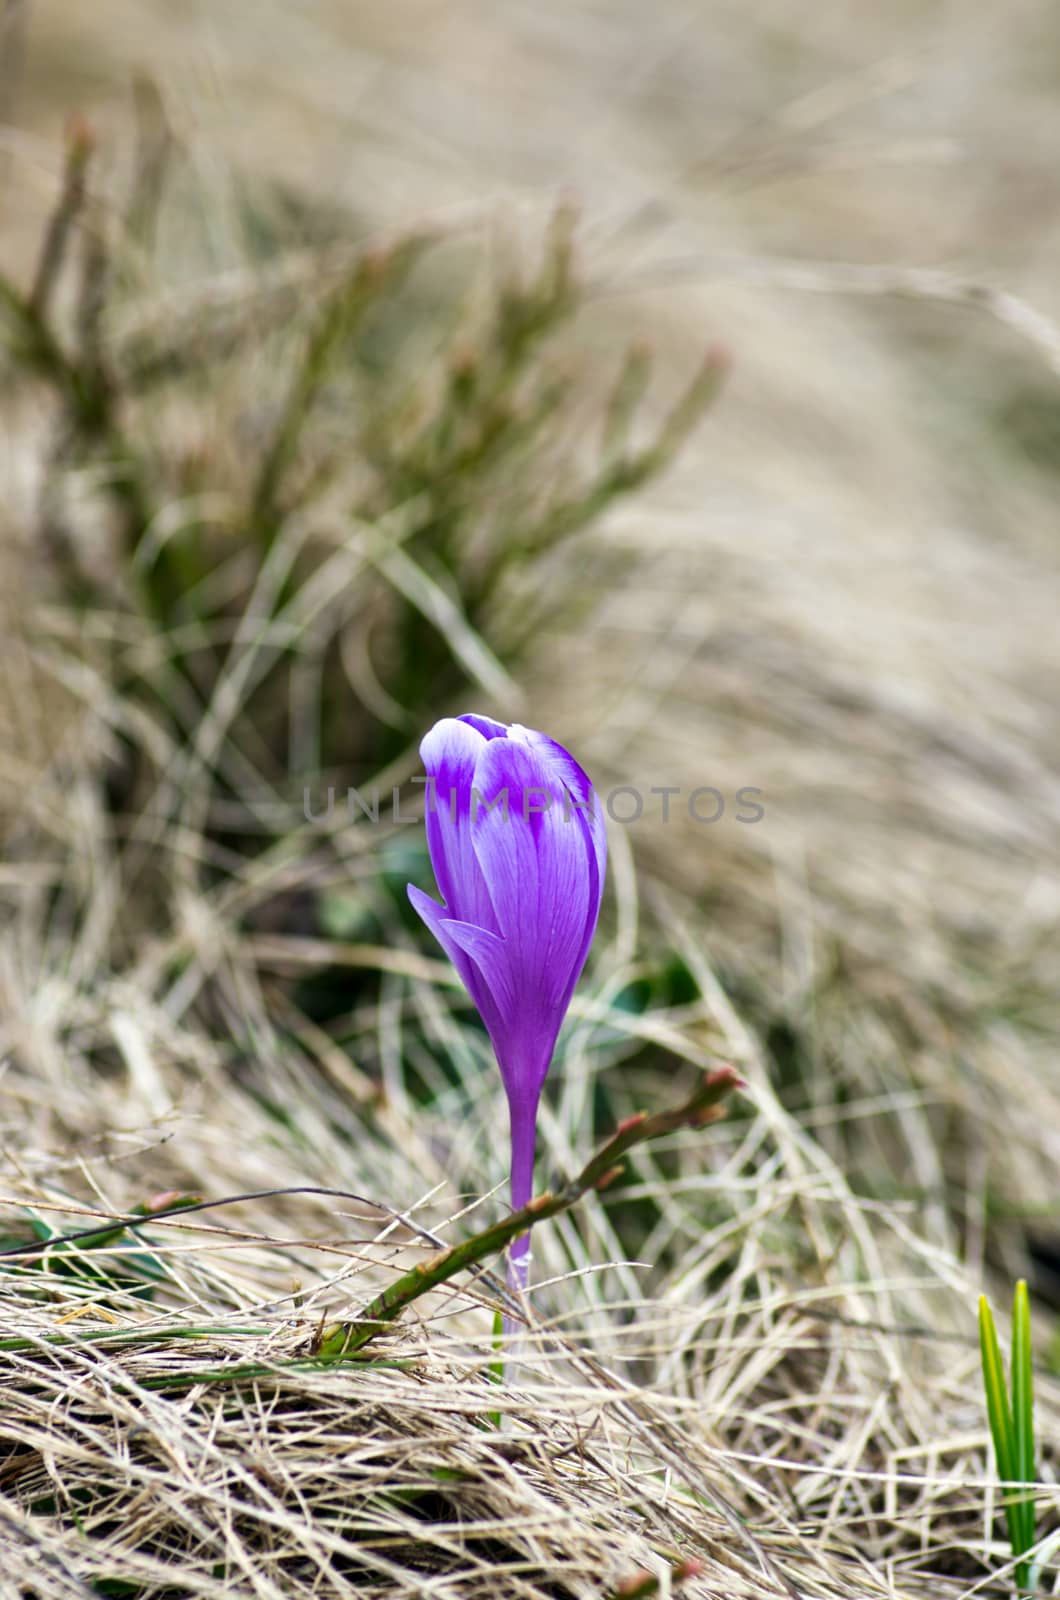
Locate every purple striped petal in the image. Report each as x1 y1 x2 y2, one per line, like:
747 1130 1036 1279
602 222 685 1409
436 916 516 1028
406 885 504 1040
508 723 606 973
469 735 600 1093
418 718 498 933
457 713 508 741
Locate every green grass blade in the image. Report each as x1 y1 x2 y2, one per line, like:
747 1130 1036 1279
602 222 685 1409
488 1305 504 1428
1011 1278 1036 1563
978 1294 1022 1556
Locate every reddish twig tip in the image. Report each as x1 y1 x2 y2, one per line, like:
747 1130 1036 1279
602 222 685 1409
592 1164 625 1192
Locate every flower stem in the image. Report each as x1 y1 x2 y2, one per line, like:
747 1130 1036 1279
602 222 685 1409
506 1090 539 1327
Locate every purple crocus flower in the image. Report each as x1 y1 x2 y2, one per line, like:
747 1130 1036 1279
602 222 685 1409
407 714 607 1297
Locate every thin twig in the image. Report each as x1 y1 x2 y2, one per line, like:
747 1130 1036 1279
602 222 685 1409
29 116 93 319
310 1065 744 1357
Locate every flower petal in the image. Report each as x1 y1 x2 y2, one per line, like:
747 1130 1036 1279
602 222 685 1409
419 718 498 932
406 885 505 1039
469 736 599 1082
438 918 516 1030
457 713 508 741
509 724 607 932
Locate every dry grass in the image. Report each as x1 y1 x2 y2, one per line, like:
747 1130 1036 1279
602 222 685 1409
2 916 1058 1599
3 3 1060 1597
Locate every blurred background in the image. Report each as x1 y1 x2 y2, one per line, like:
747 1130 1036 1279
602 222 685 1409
2 4 1060 1586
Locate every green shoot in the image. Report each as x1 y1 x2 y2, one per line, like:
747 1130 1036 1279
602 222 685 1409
979 1279 1036 1591
488 1305 504 1428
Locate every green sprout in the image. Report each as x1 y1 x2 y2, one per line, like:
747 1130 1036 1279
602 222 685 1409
978 1279 1037 1591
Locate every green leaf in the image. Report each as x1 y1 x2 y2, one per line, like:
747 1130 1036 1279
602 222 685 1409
979 1294 1021 1555
1011 1278 1036 1561
487 1305 503 1428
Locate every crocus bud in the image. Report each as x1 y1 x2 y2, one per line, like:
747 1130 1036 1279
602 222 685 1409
408 714 606 1297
